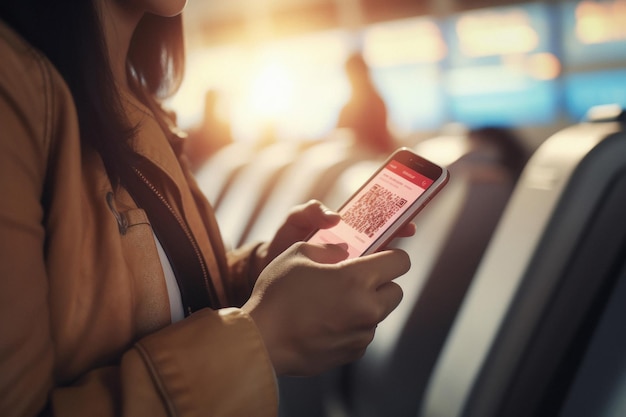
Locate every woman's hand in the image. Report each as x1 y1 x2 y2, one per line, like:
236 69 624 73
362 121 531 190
252 199 416 277
253 200 339 274
242 242 411 376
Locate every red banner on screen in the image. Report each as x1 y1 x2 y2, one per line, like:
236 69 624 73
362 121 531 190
387 161 434 189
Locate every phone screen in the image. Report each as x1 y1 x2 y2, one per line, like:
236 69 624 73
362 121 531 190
308 154 441 259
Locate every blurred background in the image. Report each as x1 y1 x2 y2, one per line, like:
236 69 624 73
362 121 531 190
169 5 626 416
170 0 626 157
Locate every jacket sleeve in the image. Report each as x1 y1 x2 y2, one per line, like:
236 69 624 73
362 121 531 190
50 309 278 417
0 24 277 417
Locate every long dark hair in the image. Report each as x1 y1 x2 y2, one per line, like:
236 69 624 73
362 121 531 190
0 1 185 183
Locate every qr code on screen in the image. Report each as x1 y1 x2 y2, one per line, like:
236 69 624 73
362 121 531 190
343 184 407 237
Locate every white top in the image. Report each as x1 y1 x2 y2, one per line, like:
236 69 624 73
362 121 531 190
153 232 184 323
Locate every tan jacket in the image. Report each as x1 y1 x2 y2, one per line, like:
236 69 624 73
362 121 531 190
0 21 278 417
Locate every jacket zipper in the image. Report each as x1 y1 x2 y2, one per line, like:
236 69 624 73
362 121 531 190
132 167 217 311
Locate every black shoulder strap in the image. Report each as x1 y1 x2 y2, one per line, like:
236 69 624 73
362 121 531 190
121 165 216 315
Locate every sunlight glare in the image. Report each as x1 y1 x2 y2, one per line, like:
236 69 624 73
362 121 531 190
249 62 295 119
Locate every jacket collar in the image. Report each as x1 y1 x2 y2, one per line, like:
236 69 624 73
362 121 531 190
119 89 188 182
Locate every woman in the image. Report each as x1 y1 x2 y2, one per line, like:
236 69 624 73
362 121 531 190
0 0 412 415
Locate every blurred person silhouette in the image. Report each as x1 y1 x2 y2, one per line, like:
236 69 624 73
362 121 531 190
184 89 233 172
337 52 396 154
0 1 416 416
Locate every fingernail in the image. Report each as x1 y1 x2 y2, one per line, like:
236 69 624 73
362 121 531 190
323 208 339 216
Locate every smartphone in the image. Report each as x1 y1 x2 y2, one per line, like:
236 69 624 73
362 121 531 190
307 147 449 259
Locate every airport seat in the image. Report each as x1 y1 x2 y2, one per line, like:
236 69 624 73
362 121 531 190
213 141 303 249
194 141 258 207
420 107 626 417
556 262 626 417
242 130 373 245
277 129 528 417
